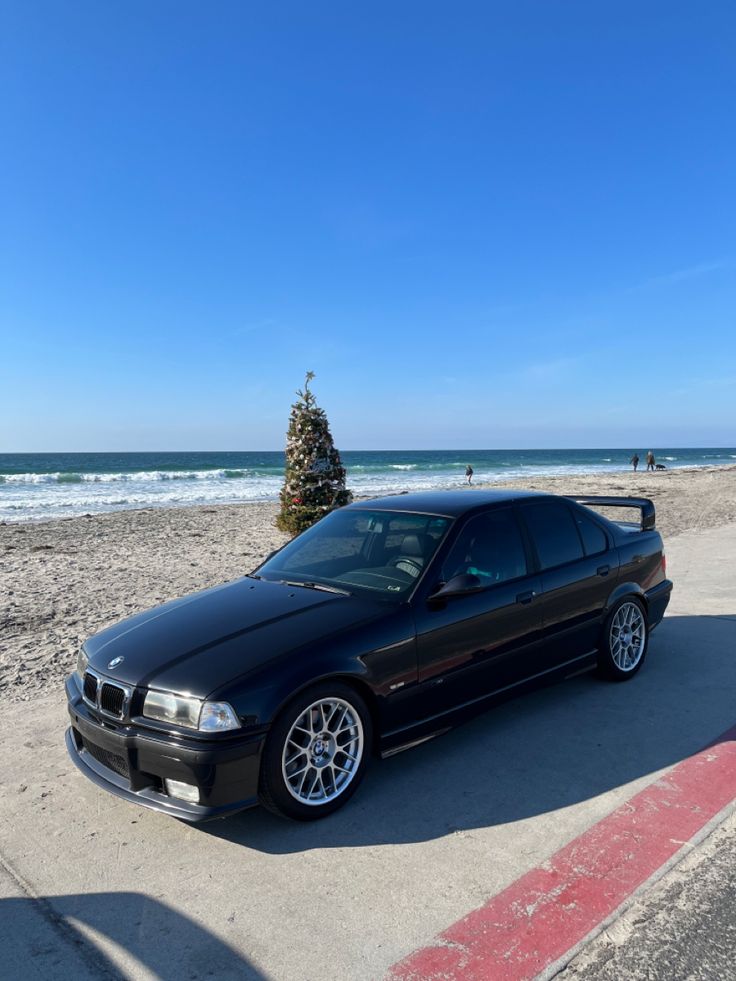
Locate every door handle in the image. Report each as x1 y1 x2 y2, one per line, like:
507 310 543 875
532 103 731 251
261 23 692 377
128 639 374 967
597 564 610 576
516 590 536 604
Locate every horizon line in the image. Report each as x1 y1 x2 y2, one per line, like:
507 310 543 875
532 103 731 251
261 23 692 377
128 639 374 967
2 445 735 455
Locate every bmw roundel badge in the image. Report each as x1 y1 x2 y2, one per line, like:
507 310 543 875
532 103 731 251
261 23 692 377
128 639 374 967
108 656 124 669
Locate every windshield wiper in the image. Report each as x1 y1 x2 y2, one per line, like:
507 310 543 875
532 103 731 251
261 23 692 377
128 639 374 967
279 580 352 596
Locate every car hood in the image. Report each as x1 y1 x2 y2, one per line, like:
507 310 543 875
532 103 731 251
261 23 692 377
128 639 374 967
84 578 382 699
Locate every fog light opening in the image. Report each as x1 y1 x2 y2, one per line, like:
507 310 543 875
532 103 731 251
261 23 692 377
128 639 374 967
164 779 200 804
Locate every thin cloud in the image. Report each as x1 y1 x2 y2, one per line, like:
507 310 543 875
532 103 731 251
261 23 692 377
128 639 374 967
671 374 736 397
635 257 735 290
520 355 583 380
231 318 277 337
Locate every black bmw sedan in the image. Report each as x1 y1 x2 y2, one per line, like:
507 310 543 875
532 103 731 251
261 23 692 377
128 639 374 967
65 490 672 822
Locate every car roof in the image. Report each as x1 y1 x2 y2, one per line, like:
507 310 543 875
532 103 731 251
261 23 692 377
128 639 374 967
345 488 549 518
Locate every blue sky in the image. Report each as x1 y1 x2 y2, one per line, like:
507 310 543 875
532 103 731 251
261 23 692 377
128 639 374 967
1 1 734 451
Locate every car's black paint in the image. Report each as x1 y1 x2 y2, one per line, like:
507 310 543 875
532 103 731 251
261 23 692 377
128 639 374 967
83 578 387 702
65 489 673 821
66 676 264 819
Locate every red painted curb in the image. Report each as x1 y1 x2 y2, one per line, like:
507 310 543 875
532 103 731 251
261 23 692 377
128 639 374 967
387 725 736 981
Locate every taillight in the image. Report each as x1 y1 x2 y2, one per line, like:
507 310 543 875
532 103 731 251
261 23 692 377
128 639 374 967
661 553 667 575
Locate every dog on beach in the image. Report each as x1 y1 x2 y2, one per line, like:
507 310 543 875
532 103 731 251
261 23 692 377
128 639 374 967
655 463 667 470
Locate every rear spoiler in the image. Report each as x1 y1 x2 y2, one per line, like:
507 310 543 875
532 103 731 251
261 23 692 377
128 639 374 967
567 496 656 531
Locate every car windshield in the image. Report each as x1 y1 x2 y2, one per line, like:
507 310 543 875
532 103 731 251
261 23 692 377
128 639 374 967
255 508 452 599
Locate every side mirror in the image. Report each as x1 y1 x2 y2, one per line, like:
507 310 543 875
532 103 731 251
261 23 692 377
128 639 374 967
429 573 484 600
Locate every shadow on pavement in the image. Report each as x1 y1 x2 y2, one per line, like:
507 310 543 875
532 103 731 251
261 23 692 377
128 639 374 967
199 614 736 854
0 891 264 979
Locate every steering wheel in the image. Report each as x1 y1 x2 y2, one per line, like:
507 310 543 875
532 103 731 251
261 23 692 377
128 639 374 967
388 556 424 577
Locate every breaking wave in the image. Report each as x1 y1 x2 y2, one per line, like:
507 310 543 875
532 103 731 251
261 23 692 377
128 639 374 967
0 468 264 485
2 448 734 523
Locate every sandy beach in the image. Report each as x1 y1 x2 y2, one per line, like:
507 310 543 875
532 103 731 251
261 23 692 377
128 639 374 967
2 465 735 704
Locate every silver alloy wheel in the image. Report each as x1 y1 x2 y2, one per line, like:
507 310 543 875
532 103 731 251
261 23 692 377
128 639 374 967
281 697 364 806
610 601 646 671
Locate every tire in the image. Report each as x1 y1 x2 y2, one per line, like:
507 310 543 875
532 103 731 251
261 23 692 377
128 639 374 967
598 596 649 681
258 681 373 821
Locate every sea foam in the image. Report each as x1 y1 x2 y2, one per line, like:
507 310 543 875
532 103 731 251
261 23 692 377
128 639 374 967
2 450 734 523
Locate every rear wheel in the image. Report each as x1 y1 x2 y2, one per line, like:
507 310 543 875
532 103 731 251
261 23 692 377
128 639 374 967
259 682 372 820
599 597 648 680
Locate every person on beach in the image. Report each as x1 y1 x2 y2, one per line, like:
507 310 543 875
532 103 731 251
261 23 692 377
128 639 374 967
630 453 640 471
646 450 656 471
465 465 473 485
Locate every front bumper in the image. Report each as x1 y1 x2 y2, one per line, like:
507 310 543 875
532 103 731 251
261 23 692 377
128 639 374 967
65 676 266 822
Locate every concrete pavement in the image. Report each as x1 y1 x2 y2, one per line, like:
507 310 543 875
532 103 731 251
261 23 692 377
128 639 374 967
1 522 735 980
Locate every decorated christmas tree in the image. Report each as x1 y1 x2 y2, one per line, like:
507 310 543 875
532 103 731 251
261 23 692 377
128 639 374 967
276 372 352 535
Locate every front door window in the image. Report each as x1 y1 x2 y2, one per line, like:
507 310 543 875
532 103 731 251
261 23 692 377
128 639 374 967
441 508 528 586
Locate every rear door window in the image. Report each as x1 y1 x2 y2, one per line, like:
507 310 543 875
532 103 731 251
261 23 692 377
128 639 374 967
522 501 584 570
574 509 609 556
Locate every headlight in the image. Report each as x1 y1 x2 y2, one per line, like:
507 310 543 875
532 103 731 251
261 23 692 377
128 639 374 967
76 648 89 680
143 691 201 728
142 691 240 731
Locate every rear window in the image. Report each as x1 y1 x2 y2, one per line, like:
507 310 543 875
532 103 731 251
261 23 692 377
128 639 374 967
522 501 584 570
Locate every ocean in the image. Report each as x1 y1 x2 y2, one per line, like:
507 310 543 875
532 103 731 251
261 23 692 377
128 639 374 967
1 449 734 523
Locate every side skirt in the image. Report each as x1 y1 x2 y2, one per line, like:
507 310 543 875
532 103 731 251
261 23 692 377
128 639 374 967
381 729 451 759
379 650 598 757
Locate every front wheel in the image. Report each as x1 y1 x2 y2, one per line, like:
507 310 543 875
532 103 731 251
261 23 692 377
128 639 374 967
259 682 372 821
599 597 648 680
